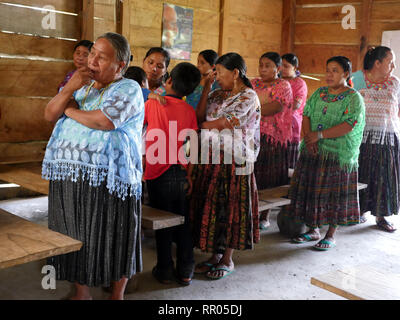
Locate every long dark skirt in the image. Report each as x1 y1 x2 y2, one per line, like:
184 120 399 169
47 178 142 287
288 141 300 169
190 162 259 253
358 133 400 217
254 134 289 190
281 151 360 228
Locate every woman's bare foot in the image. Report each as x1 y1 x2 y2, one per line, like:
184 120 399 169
69 283 92 300
194 253 222 274
292 229 321 243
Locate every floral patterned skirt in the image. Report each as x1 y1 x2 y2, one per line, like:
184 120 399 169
281 150 360 228
190 160 259 253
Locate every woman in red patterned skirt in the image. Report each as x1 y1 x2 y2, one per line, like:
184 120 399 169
190 53 261 280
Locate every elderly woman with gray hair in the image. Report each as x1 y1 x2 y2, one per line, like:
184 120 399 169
43 33 144 300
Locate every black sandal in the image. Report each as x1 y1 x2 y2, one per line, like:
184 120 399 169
175 265 194 286
152 266 174 284
376 219 397 232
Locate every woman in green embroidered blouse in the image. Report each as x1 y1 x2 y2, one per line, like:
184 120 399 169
283 56 365 250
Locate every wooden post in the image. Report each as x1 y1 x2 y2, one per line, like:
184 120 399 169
281 0 296 54
218 0 231 55
81 0 94 41
357 0 373 70
119 0 131 40
116 0 130 36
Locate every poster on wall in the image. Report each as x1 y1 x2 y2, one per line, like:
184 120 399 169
162 3 193 60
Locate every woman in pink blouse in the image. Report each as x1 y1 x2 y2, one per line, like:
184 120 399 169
251 52 293 229
281 53 308 168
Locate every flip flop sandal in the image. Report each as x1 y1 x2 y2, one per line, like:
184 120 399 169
376 220 397 233
194 261 214 274
292 233 320 243
259 220 270 230
313 239 336 251
206 266 234 280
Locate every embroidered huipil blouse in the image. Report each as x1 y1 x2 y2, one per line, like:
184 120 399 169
42 78 145 199
251 78 293 146
302 87 365 171
352 70 400 145
201 88 261 165
287 77 308 143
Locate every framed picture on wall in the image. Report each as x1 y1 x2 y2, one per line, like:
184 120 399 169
162 3 193 60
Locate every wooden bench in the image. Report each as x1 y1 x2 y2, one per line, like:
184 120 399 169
0 208 82 269
0 163 184 231
258 182 368 211
311 265 400 300
258 185 291 211
259 182 368 237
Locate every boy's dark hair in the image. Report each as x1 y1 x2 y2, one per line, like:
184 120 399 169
327 56 352 83
199 49 219 66
169 62 201 97
124 66 147 86
260 52 282 67
363 46 392 70
74 39 93 51
281 53 299 68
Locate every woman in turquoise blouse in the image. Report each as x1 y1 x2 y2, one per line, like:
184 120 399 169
43 33 144 300
186 49 219 109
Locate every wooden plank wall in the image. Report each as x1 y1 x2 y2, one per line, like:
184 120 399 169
219 0 283 77
94 0 117 40
0 0 79 163
294 0 400 97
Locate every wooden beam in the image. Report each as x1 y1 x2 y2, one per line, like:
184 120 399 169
218 0 231 55
116 0 131 38
81 0 95 41
116 0 123 35
281 0 296 54
357 0 373 70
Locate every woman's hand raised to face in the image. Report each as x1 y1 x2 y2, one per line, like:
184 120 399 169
65 66 94 92
204 69 216 91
